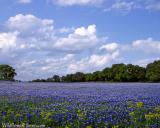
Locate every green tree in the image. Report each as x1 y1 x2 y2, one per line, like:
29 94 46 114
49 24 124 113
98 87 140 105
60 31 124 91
85 73 93 82
0 65 17 80
91 71 103 81
110 64 127 82
101 67 112 81
62 74 74 82
146 60 160 82
72 72 85 82
126 64 146 82
52 75 61 82
62 72 85 82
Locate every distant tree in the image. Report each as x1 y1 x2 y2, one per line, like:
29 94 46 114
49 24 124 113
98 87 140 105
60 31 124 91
85 73 93 82
61 76 65 82
0 65 17 80
46 78 53 82
32 79 46 82
146 60 160 82
92 71 103 81
62 72 86 82
72 72 85 82
101 67 112 81
110 64 127 82
62 74 73 82
52 75 61 82
126 64 146 82
32 79 41 82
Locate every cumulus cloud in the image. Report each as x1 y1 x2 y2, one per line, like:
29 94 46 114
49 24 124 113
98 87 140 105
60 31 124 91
67 42 120 73
99 43 119 52
89 51 119 66
58 27 74 34
5 15 104 53
7 14 54 38
54 24 105 52
0 32 18 51
4 14 56 54
67 50 120 73
132 38 160 54
1 14 119 80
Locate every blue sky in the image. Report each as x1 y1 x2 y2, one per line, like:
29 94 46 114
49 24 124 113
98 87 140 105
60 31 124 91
0 0 160 80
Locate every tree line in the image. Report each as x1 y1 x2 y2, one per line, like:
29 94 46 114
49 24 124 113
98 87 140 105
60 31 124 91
32 60 160 82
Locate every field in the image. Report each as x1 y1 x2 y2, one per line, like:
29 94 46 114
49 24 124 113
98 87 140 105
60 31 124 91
0 82 160 128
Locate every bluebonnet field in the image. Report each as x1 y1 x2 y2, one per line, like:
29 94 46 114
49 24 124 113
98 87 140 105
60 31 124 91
0 82 160 128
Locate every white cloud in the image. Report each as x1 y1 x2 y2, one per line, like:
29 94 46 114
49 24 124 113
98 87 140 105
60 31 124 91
0 32 18 51
54 24 102 51
67 50 120 73
54 0 104 6
104 0 138 13
89 51 119 66
7 14 54 31
67 42 120 74
100 43 119 52
75 24 96 36
7 14 54 38
17 0 32 4
58 27 74 34
47 0 160 12
4 14 56 53
6 15 103 53
132 38 160 54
